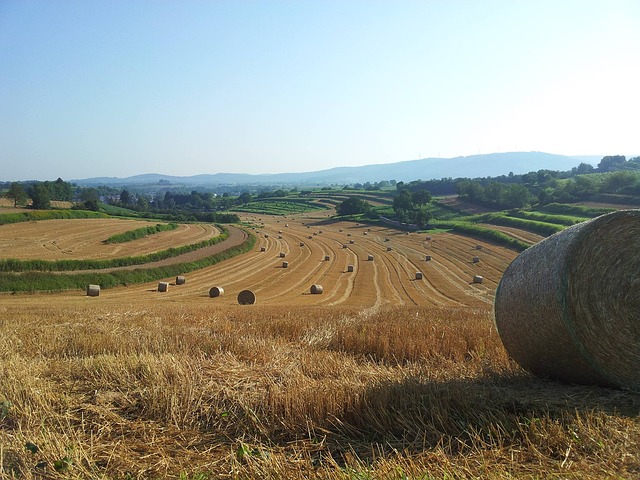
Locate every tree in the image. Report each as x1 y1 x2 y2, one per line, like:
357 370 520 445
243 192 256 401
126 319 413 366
29 184 51 209
412 189 432 206
80 188 100 211
597 155 626 172
120 189 133 205
335 197 371 216
6 182 27 207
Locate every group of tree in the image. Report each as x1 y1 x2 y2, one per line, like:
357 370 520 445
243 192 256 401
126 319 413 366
391 187 433 227
5 178 75 209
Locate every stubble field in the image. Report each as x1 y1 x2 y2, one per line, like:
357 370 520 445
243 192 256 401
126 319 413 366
1 210 638 479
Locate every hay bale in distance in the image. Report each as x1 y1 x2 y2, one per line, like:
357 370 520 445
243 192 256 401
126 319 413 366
475 244 482 250
279 252 286 258
363 232 368 236
260 246 266 252
86 284 100 297
384 238 390 242
473 275 483 284
343 244 348 249
387 246 392 251
158 282 169 292
176 275 186 285
425 255 432 261
494 210 640 389
237 289 256 305
300 242 305 247
350 239 355 244
324 255 330 261
367 254 374 261
415 272 423 280
209 286 224 297
282 261 289 268
347 265 354 272
473 256 480 263
425 236 432 241
310 284 324 294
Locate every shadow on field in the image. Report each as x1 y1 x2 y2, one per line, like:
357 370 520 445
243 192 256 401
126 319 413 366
320 373 640 463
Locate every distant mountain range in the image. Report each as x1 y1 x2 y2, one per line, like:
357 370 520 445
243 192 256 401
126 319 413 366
73 152 602 187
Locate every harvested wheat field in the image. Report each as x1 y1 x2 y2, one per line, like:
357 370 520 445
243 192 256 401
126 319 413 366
1 212 639 479
0 219 219 260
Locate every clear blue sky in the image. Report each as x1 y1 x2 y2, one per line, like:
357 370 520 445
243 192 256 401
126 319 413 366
1 0 638 181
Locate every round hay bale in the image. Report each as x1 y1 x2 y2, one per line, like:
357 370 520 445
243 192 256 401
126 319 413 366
282 261 289 268
363 232 368 236
209 286 224 297
279 252 286 258
324 255 330 261
472 256 480 263
415 272 423 280
339 229 343 232
300 242 305 247
347 233 352 237
347 265 354 272
384 238 390 242
86 284 100 297
494 210 640 389
475 244 482 250
260 246 266 252
237 289 256 305
158 282 169 292
343 244 348 249
264 234 269 238
278 235 282 239
175 275 186 285
309 235 313 239
473 275 483 284
278 230 283 234
426 236 432 241
310 284 324 294
387 246 392 251
367 254 374 261
285 223 289 227
319 230 323 234
350 240 355 244
425 255 432 261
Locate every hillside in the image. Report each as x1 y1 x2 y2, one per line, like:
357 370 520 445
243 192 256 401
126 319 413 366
73 152 600 187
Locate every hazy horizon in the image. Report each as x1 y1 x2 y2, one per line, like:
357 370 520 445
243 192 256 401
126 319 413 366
2 1 638 181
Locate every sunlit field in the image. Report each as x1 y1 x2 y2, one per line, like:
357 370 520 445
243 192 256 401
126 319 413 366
1 211 639 478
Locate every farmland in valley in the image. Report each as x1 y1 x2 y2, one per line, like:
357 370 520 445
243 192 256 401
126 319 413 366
1 198 638 479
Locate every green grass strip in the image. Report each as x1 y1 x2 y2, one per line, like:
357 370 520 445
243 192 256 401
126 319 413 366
0 232 255 292
104 223 179 243
537 202 615 218
0 226 229 272
508 210 585 226
430 220 531 252
472 213 564 236
0 209 109 225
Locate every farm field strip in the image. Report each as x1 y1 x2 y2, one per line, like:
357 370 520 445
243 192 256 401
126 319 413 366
0 219 219 261
478 223 544 244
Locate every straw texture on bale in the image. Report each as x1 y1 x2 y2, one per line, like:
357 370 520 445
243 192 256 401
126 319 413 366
494 210 640 390
86 284 100 297
473 275 483 284
158 282 169 292
310 284 323 294
347 265 354 272
237 289 256 305
175 275 186 285
209 286 224 297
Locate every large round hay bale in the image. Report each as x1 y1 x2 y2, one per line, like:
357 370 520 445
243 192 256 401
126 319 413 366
86 284 100 297
209 286 224 297
237 289 256 305
176 275 186 285
158 282 169 292
310 284 324 294
494 210 640 389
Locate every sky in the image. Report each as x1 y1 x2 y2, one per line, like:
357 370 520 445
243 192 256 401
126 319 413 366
1 0 639 181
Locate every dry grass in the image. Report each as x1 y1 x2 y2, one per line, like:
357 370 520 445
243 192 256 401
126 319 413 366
1 302 639 479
